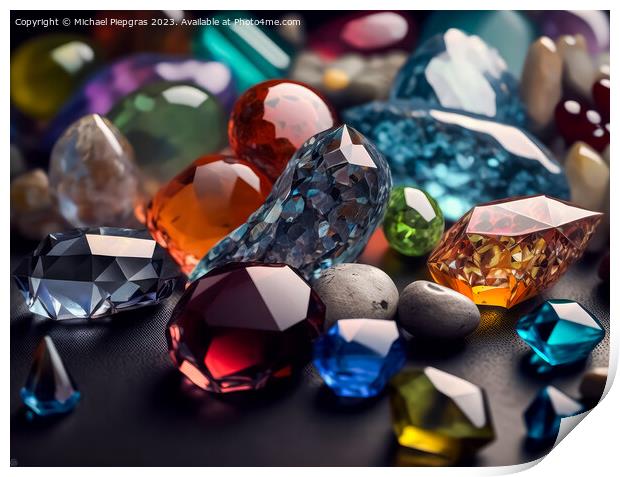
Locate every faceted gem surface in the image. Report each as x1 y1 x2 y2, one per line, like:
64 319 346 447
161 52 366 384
45 54 235 149
190 125 392 282
383 186 444 256
228 79 337 181
524 386 584 441
108 82 226 187
21 336 80 416
313 319 406 398
391 29 525 125
13 228 180 320
555 99 609 153
167 263 325 393
49 114 141 228
10 34 100 119
516 300 605 366
146 154 272 275
344 100 569 221
427 196 603 308
193 11 295 92
389 367 495 466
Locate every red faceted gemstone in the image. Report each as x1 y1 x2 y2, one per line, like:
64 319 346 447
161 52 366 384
167 263 325 393
592 78 610 121
555 99 609 152
228 79 337 181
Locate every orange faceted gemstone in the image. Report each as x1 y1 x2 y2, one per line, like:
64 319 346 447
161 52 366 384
146 155 272 274
427 195 603 308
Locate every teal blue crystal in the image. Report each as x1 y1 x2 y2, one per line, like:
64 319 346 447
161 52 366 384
190 125 391 282
517 300 605 367
524 386 584 441
343 100 570 221
391 29 525 125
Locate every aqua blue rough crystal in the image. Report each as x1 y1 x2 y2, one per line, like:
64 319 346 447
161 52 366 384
313 319 406 398
391 29 525 125
516 300 605 367
524 386 584 441
190 125 392 281
21 336 81 416
343 100 570 221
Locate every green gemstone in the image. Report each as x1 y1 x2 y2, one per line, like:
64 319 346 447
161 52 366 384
383 186 445 256
108 81 226 186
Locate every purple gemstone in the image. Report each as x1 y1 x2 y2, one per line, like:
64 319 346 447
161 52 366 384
44 54 236 149
540 10 609 54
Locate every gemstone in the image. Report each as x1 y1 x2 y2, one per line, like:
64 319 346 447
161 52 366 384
93 11 191 58
10 34 100 120
308 12 416 59
520 37 563 132
524 386 584 441
540 10 610 55
427 196 603 308
390 29 525 125
389 367 495 466
10 169 69 240
13 227 180 320
193 11 295 92
555 99 609 153
49 114 142 228
556 35 598 99
592 78 610 121
228 79 336 181
419 11 536 76
190 125 392 282
516 299 605 366
564 142 609 211
145 154 272 275
167 262 325 393
108 82 226 187
343 100 569 221
21 336 80 416
313 319 406 398
45 54 236 150
383 186 444 257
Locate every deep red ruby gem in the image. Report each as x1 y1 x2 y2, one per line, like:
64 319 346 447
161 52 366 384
592 78 610 121
555 99 609 152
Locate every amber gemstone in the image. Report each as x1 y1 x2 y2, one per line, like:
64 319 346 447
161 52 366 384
228 79 337 180
427 195 602 308
167 262 325 393
555 99 609 152
146 155 271 275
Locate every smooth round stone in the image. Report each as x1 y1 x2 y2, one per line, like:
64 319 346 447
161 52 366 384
49 114 141 228
541 10 610 54
564 142 609 211
228 79 336 181
278 13 306 48
397 281 480 340
420 11 535 75
383 186 444 257
592 78 610 120
108 82 226 187
555 99 609 152
313 264 399 329
10 34 100 120
556 35 597 99
520 37 563 132
579 367 608 403
45 54 236 150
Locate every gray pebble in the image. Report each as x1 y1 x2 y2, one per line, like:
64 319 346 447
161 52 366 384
397 281 480 340
579 367 608 404
313 263 398 329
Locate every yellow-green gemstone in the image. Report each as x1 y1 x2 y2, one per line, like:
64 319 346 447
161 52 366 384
10 34 100 120
389 368 495 466
383 186 444 256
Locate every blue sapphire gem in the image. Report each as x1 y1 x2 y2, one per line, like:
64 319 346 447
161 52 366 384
524 386 584 441
21 336 81 416
517 300 605 367
343 100 570 221
313 319 406 398
190 125 392 281
391 28 525 125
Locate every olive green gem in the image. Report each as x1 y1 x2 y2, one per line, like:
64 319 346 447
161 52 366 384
383 186 444 256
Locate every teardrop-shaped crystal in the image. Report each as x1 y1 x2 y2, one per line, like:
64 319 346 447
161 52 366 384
20 336 80 416
49 114 141 227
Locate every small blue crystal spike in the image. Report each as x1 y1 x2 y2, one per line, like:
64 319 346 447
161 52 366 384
20 336 81 416
524 386 584 441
